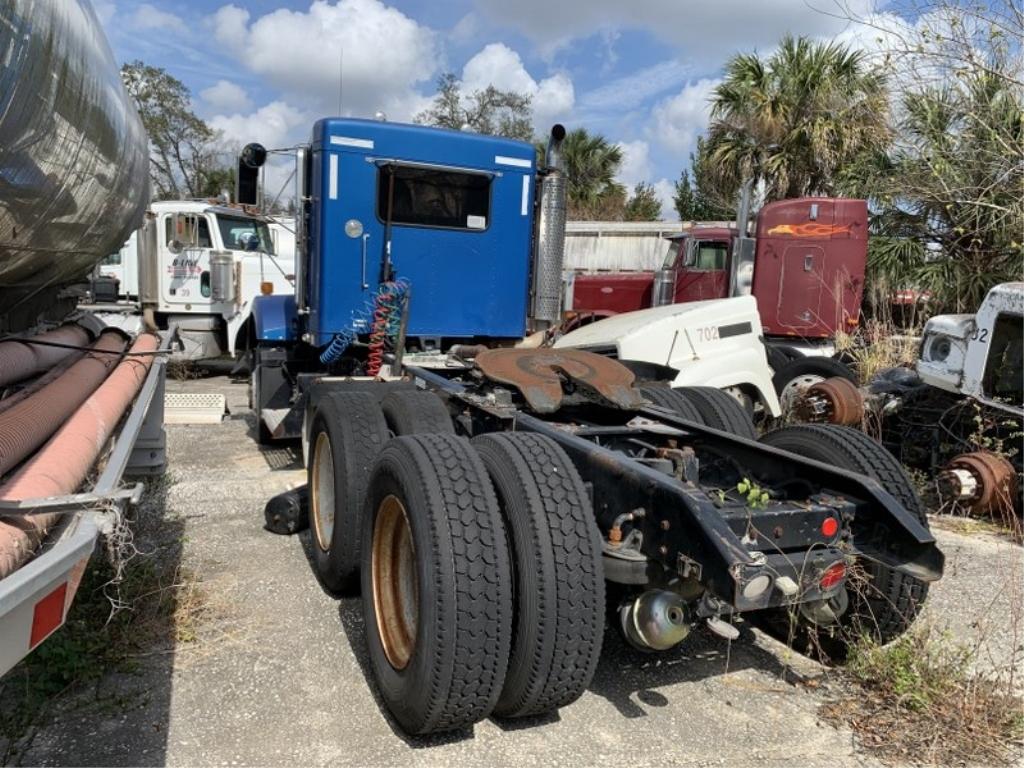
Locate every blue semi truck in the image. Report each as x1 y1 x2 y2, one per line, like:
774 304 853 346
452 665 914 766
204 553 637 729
245 118 942 736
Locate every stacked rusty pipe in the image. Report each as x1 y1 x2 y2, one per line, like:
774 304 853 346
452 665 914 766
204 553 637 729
0 333 159 577
0 330 129 478
0 323 94 389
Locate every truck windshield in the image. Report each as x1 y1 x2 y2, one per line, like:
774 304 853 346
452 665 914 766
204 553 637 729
378 165 490 231
217 215 275 254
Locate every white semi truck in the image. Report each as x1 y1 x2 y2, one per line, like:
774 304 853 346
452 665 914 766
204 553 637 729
97 201 296 361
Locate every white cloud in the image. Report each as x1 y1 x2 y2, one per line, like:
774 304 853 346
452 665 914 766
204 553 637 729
449 13 481 44
649 78 720 157
209 101 312 204
616 142 676 219
581 59 691 112
200 80 253 114
130 3 187 33
472 0 876 66
210 0 438 120
616 140 653 188
651 178 676 219
461 42 575 131
209 101 310 150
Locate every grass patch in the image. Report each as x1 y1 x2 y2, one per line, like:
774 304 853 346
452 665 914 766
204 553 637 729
0 474 204 764
821 629 1024 765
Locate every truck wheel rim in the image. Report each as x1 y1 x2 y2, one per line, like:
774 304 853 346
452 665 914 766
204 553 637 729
372 494 418 670
310 432 335 552
780 374 825 415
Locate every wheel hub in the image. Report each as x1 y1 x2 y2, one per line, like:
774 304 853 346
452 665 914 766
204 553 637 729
310 432 335 551
372 494 419 670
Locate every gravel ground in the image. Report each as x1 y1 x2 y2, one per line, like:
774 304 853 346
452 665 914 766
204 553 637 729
12 374 1022 767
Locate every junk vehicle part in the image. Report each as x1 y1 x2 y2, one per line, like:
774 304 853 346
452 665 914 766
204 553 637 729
264 485 309 535
939 451 1018 516
772 356 857 417
800 377 865 425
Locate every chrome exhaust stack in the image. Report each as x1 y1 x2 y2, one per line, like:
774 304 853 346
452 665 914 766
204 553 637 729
530 124 568 332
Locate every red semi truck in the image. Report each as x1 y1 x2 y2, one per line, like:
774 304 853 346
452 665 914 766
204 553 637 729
570 197 869 346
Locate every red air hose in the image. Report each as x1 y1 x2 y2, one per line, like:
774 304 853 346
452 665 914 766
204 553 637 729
0 333 158 578
366 290 393 377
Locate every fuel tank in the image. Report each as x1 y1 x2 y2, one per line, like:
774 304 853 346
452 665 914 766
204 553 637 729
0 0 149 323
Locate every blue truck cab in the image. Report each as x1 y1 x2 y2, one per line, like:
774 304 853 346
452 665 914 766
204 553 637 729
258 118 537 349
250 119 567 442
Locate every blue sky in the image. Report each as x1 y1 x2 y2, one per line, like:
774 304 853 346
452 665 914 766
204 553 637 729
94 0 905 214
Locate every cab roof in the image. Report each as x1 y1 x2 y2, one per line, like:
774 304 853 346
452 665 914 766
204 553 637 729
313 118 536 173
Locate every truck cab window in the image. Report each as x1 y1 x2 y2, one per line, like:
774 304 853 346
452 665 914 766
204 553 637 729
217 215 275 254
164 216 212 248
982 313 1023 404
378 165 490 230
694 241 728 271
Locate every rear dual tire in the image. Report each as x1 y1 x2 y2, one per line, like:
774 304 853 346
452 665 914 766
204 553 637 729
361 432 605 733
308 393 389 595
361 434 513 735
474 433 605 719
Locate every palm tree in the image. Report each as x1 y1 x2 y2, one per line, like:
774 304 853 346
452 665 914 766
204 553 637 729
706 36 890 201
547 129 625 218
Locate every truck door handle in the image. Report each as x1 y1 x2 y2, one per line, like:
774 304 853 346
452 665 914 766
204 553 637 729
361 233 370 289
804 254 814 271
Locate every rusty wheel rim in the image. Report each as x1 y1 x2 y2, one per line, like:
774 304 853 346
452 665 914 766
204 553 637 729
780 374 825 416
310 431 335 552
372 494 418 670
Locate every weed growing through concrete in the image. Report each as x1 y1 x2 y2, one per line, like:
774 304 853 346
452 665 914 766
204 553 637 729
821 628 1024 765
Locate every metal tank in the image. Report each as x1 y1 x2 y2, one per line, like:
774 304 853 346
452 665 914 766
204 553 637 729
0 0 149 327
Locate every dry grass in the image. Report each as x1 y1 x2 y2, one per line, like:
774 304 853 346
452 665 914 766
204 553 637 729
821 627 1024 766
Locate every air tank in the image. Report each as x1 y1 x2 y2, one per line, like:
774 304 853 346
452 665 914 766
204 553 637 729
0 0 149 325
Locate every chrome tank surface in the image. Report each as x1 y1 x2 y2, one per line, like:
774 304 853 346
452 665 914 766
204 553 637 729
0 0 149 314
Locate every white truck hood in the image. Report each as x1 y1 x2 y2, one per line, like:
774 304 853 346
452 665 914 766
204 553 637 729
555 296 782 416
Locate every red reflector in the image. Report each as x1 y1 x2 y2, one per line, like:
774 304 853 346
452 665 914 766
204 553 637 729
30 582 68 648
819 562 847 591
821 517 839 538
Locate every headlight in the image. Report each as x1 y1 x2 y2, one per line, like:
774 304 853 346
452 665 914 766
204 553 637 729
926 335 952 362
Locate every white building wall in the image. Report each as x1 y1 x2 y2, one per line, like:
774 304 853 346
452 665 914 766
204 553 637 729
564 220 732 273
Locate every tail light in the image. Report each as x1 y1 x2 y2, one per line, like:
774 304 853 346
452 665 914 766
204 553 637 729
821 516 839 538
819 561 847 591
260 281 273 295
